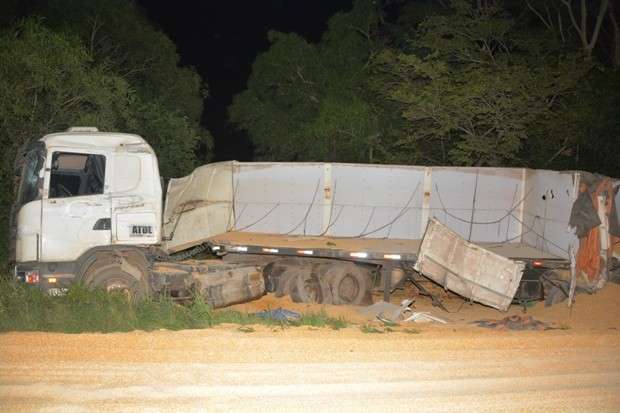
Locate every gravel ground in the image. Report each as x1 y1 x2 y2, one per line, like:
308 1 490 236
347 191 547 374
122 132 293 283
1 284 619 412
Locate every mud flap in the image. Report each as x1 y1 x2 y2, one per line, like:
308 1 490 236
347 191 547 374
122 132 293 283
414 219 525 311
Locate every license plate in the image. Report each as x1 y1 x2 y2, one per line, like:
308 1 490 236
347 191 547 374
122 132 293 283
48 288 68 297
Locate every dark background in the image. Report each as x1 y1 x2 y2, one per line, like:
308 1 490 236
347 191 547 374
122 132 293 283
138 0 354 161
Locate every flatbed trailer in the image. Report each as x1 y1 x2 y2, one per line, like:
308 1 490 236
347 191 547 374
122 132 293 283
162 161 609 309
206 230 567 308
208 231 562 262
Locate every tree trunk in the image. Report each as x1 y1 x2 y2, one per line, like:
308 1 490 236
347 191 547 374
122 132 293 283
610 3 620 68
561 0 609 59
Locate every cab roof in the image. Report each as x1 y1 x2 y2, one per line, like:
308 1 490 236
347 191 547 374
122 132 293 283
39 127 155 153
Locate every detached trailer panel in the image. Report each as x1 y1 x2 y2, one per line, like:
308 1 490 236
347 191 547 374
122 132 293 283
414 219 526 311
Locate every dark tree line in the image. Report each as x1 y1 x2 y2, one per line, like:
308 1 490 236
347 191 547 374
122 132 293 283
230 0 619 173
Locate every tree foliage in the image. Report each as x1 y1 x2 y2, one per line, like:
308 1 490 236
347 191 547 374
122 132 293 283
231 0 617 172
374 1 591 166
30 0 212 173
0 19 132 263
34 0 206 122
230 0 395 162
0 1 211 264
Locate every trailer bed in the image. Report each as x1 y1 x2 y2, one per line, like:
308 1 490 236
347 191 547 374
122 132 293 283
208 231 562 262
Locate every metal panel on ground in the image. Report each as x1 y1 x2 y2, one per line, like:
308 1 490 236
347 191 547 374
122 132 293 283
414 218 525 311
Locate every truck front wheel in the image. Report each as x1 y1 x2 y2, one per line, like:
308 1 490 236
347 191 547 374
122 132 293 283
80 250 150 301
85 264 147 301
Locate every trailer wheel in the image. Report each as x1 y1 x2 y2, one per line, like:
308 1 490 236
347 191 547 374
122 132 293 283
325 263 371 306
274 263 312 298
275 271 298 297
291 273 323 303
263 262 287 293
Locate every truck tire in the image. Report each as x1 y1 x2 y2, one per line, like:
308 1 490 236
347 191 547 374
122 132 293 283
85 264 147 300
291 272 323 303
275 271 298 297
263 262 287 293
325 263 372 306
81 249 150 301
274 262 311 298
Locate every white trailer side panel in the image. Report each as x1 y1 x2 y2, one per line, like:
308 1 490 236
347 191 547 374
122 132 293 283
328 164 425 238
163 161 585 260
522 170 578 259
427 168 524 243
232 163 326 235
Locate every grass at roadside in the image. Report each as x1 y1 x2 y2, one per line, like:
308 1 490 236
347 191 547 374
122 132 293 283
0 277 348 333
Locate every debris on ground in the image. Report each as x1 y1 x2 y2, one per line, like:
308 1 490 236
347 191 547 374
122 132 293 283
359 300 407 322
359 299 448 324
254 308 301 321
401 312 448 324
473 315 552 331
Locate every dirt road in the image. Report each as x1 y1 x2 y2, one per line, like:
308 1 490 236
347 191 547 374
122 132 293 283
1 327 619 412
2 285 620 412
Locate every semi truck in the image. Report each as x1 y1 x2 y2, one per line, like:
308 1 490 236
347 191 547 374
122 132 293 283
10 128 619 310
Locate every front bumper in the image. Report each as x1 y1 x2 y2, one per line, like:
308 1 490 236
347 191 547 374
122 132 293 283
14 263 74 295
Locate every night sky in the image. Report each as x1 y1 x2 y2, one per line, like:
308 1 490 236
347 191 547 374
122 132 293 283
138 0 354 161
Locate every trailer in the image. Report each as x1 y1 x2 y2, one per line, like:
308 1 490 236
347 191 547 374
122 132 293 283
163 161 618 309
11 129 619 311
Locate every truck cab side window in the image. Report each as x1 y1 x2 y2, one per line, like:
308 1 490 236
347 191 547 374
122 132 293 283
17 147 45 206
49 152 106 198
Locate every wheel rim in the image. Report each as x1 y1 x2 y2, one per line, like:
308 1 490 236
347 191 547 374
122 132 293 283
101 276 136 300
337 274 360 303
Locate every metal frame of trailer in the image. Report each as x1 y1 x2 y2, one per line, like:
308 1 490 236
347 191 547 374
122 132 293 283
205 230 569 303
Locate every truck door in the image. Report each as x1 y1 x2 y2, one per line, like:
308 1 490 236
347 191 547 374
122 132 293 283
40 151 112 262
12 144 45 263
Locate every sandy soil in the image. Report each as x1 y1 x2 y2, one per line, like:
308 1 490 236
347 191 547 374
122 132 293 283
1 284 620 412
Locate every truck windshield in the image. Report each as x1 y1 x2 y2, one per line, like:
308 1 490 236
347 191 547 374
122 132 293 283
17 147 45 207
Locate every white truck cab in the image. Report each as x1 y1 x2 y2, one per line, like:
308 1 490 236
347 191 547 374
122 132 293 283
13 127 163 287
